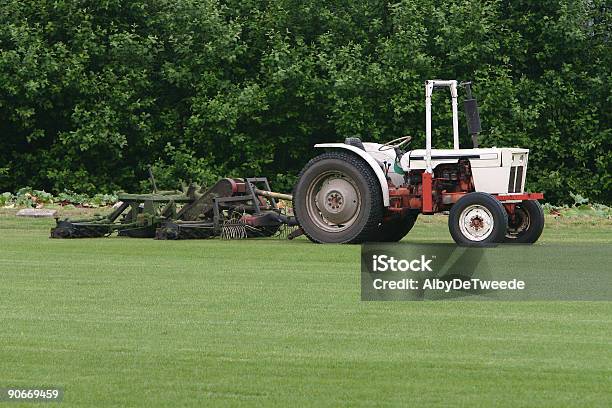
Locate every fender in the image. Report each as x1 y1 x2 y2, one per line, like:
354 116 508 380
314 143 390 206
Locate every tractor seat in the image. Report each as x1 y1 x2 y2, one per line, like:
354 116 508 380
344 137 365 150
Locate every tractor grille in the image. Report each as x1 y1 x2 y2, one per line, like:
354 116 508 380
508 166 524 193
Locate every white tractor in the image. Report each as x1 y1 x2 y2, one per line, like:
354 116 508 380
293 80 545 246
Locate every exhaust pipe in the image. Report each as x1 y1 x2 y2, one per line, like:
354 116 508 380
462 82 481 148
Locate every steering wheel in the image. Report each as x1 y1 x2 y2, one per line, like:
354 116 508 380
378 135 412 151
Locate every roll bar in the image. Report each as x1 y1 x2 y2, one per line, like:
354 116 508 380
424 80 459 173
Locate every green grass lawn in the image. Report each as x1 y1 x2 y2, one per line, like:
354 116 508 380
0 210 610 407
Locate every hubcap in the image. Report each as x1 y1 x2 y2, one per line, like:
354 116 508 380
316 178 358 224
459 204 495 241
306 172 361 232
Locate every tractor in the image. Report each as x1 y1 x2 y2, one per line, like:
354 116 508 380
292 80 545 246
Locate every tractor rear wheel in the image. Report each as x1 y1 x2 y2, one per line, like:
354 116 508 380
374 212 419 242
504 200 544 243
293 151 383 244
448 192 507 246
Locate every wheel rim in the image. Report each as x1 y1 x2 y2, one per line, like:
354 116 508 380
305 171 361 233
459 204 495 241
506 205 530 239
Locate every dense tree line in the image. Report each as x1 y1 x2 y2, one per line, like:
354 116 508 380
0 0 609 203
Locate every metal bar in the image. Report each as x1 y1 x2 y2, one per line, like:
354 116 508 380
254 189 293 201
261 178 277 208
425 80 460 160
245 179 261 213
450 81 459 149
429 80 456 86
105 201 130 222
147 165 158 193
425 80 434 174
129 202 139 222
422 172 433 213
215 196 254 203
117 194 193 203
495 192 544 201
212 198 221 233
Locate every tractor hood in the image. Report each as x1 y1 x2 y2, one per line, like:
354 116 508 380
400 147 530 194
400 147 529 171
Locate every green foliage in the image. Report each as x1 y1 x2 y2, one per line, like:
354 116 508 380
32 190 53 204
91 193 119 207
0 0 610 203
55 191 91 206
1 187 52 206
0 192 13 206
0 189 118 207
569 192 589 206
543 194 611 219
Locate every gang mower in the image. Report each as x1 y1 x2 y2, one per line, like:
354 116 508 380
292 79 545 246
51 173 297 240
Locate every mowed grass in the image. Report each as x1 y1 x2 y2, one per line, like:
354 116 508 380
0 210 610 407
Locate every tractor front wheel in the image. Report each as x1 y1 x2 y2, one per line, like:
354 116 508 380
449 192 508 246
504 200 544 243
293 151 383 244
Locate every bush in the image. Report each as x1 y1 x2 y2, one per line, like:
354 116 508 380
55 191 91 206
1 189 119 207
91 194 119 207
0 0 609 204
543 193 611 219
0 192 13 206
